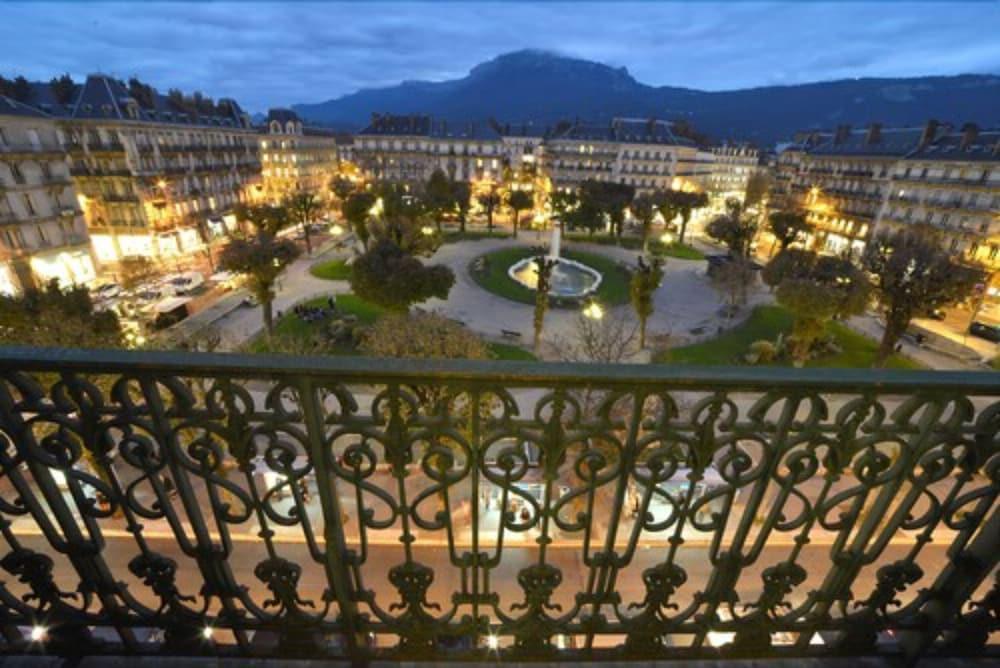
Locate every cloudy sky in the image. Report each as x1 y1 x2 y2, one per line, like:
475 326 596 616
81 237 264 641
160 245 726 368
2 2 998 112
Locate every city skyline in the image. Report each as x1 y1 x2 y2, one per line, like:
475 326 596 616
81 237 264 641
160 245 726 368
2 2 999 112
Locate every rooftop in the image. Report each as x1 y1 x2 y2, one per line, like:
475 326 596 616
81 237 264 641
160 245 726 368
0 74 251 129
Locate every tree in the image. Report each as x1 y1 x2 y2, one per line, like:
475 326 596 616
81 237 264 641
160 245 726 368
631 192 660 253
655 190 684 235
117 255 157 292
557 313 640 365
767 210 811 253
565 196 604 237
630 256 664 348
532 256 557 350
234 203 291 237
580 179 634 240
452 181 471 234
218 233 300 336
765 249 870 362
424 169 455 233
506 189 533 239
349 239 455 311
711 257 755 316
862 230 982 367
330 176 356 202
676 191 709 244
0 280 123 350
744 170 772 211
361 311 490 361
706 198 757 258
477 187 501 234
286 191 321 255
49 74 75 105
549 190 579 233
342 191 376 250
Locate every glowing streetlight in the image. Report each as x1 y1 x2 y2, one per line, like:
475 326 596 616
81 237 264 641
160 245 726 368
330 224 344 236
420 225 435 236
30 626 47 642
486 634 499 650
202 627 215 640
583 302 604 320
660 231 675 245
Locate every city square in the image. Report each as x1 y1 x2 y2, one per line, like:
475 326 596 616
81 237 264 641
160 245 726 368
0 1 998 665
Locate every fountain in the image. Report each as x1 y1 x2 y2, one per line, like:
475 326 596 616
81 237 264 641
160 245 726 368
508 227 603 298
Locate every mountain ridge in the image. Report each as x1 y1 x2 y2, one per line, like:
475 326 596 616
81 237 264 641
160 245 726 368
292 50 1000 145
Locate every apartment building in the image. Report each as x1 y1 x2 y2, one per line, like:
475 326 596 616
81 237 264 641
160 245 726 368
708 143 759 198
1 74 262 277
354 114 506 185
259 109 340 205
0 96 95 295
544 118 704 194
880 123 1000 273
769 121 999 286
352 114 711 196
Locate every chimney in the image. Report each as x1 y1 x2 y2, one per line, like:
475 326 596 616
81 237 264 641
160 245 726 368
959 123 979 150
919 119 940 147
834 124 851 145
865 123 882 145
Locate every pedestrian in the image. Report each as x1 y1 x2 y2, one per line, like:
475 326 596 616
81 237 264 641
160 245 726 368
328 296 336 310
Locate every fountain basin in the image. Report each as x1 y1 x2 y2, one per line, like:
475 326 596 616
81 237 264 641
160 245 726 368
508 256 603 298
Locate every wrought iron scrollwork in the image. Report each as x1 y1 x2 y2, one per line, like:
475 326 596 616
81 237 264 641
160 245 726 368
0 348 994 662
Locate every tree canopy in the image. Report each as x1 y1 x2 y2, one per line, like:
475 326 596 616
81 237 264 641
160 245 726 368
218 233 300 333
0 280 123 349
706 198 757 257
862 230 982 365
349 239 455 311
767 210 811 251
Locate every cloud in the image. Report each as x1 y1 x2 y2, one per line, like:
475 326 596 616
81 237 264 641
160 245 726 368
0 1 997 112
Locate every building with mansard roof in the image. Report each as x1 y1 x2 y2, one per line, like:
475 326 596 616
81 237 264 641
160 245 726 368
1 73 262 285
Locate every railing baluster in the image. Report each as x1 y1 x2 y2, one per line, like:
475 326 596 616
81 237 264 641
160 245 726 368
0 348 994 662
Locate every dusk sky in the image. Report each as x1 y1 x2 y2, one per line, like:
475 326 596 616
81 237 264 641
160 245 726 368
2 2 998 113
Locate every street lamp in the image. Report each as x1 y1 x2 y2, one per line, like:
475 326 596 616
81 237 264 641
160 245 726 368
330 223 344 236
583 301 604 320
660 231 675 245
420 225 435 236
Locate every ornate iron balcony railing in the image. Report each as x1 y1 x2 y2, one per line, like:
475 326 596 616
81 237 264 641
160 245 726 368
0 347 996 662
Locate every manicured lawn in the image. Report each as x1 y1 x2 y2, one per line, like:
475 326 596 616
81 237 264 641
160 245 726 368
247 294 385 354
487 342 538 361
469 246 630 307
309 259 351 280
650 241 704 260
654 305 921 369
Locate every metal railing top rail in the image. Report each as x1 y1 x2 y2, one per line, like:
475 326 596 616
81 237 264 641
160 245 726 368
2 345 1000 393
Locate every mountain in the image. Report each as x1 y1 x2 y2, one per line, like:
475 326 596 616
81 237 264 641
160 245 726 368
292 50 1000 146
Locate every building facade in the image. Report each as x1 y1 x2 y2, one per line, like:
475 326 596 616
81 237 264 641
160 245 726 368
259 109 340 205
880 124 1000 274
0 96 95 295
707 143 759 198
353 114 710 196
1 74 262 286
353 114 506 186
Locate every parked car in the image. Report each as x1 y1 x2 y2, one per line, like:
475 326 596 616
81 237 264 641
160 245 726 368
151 296 192 330
92 283 121 300
969 321 1000 343
923 308 947 321
164 271 204 295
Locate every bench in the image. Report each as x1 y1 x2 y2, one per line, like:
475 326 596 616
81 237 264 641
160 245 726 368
500 329 522 341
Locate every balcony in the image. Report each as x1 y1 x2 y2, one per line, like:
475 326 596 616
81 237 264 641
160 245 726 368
0 143 65 159
0 348 996 663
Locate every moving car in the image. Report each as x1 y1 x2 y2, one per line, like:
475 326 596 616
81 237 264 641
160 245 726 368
969 321 1000 343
